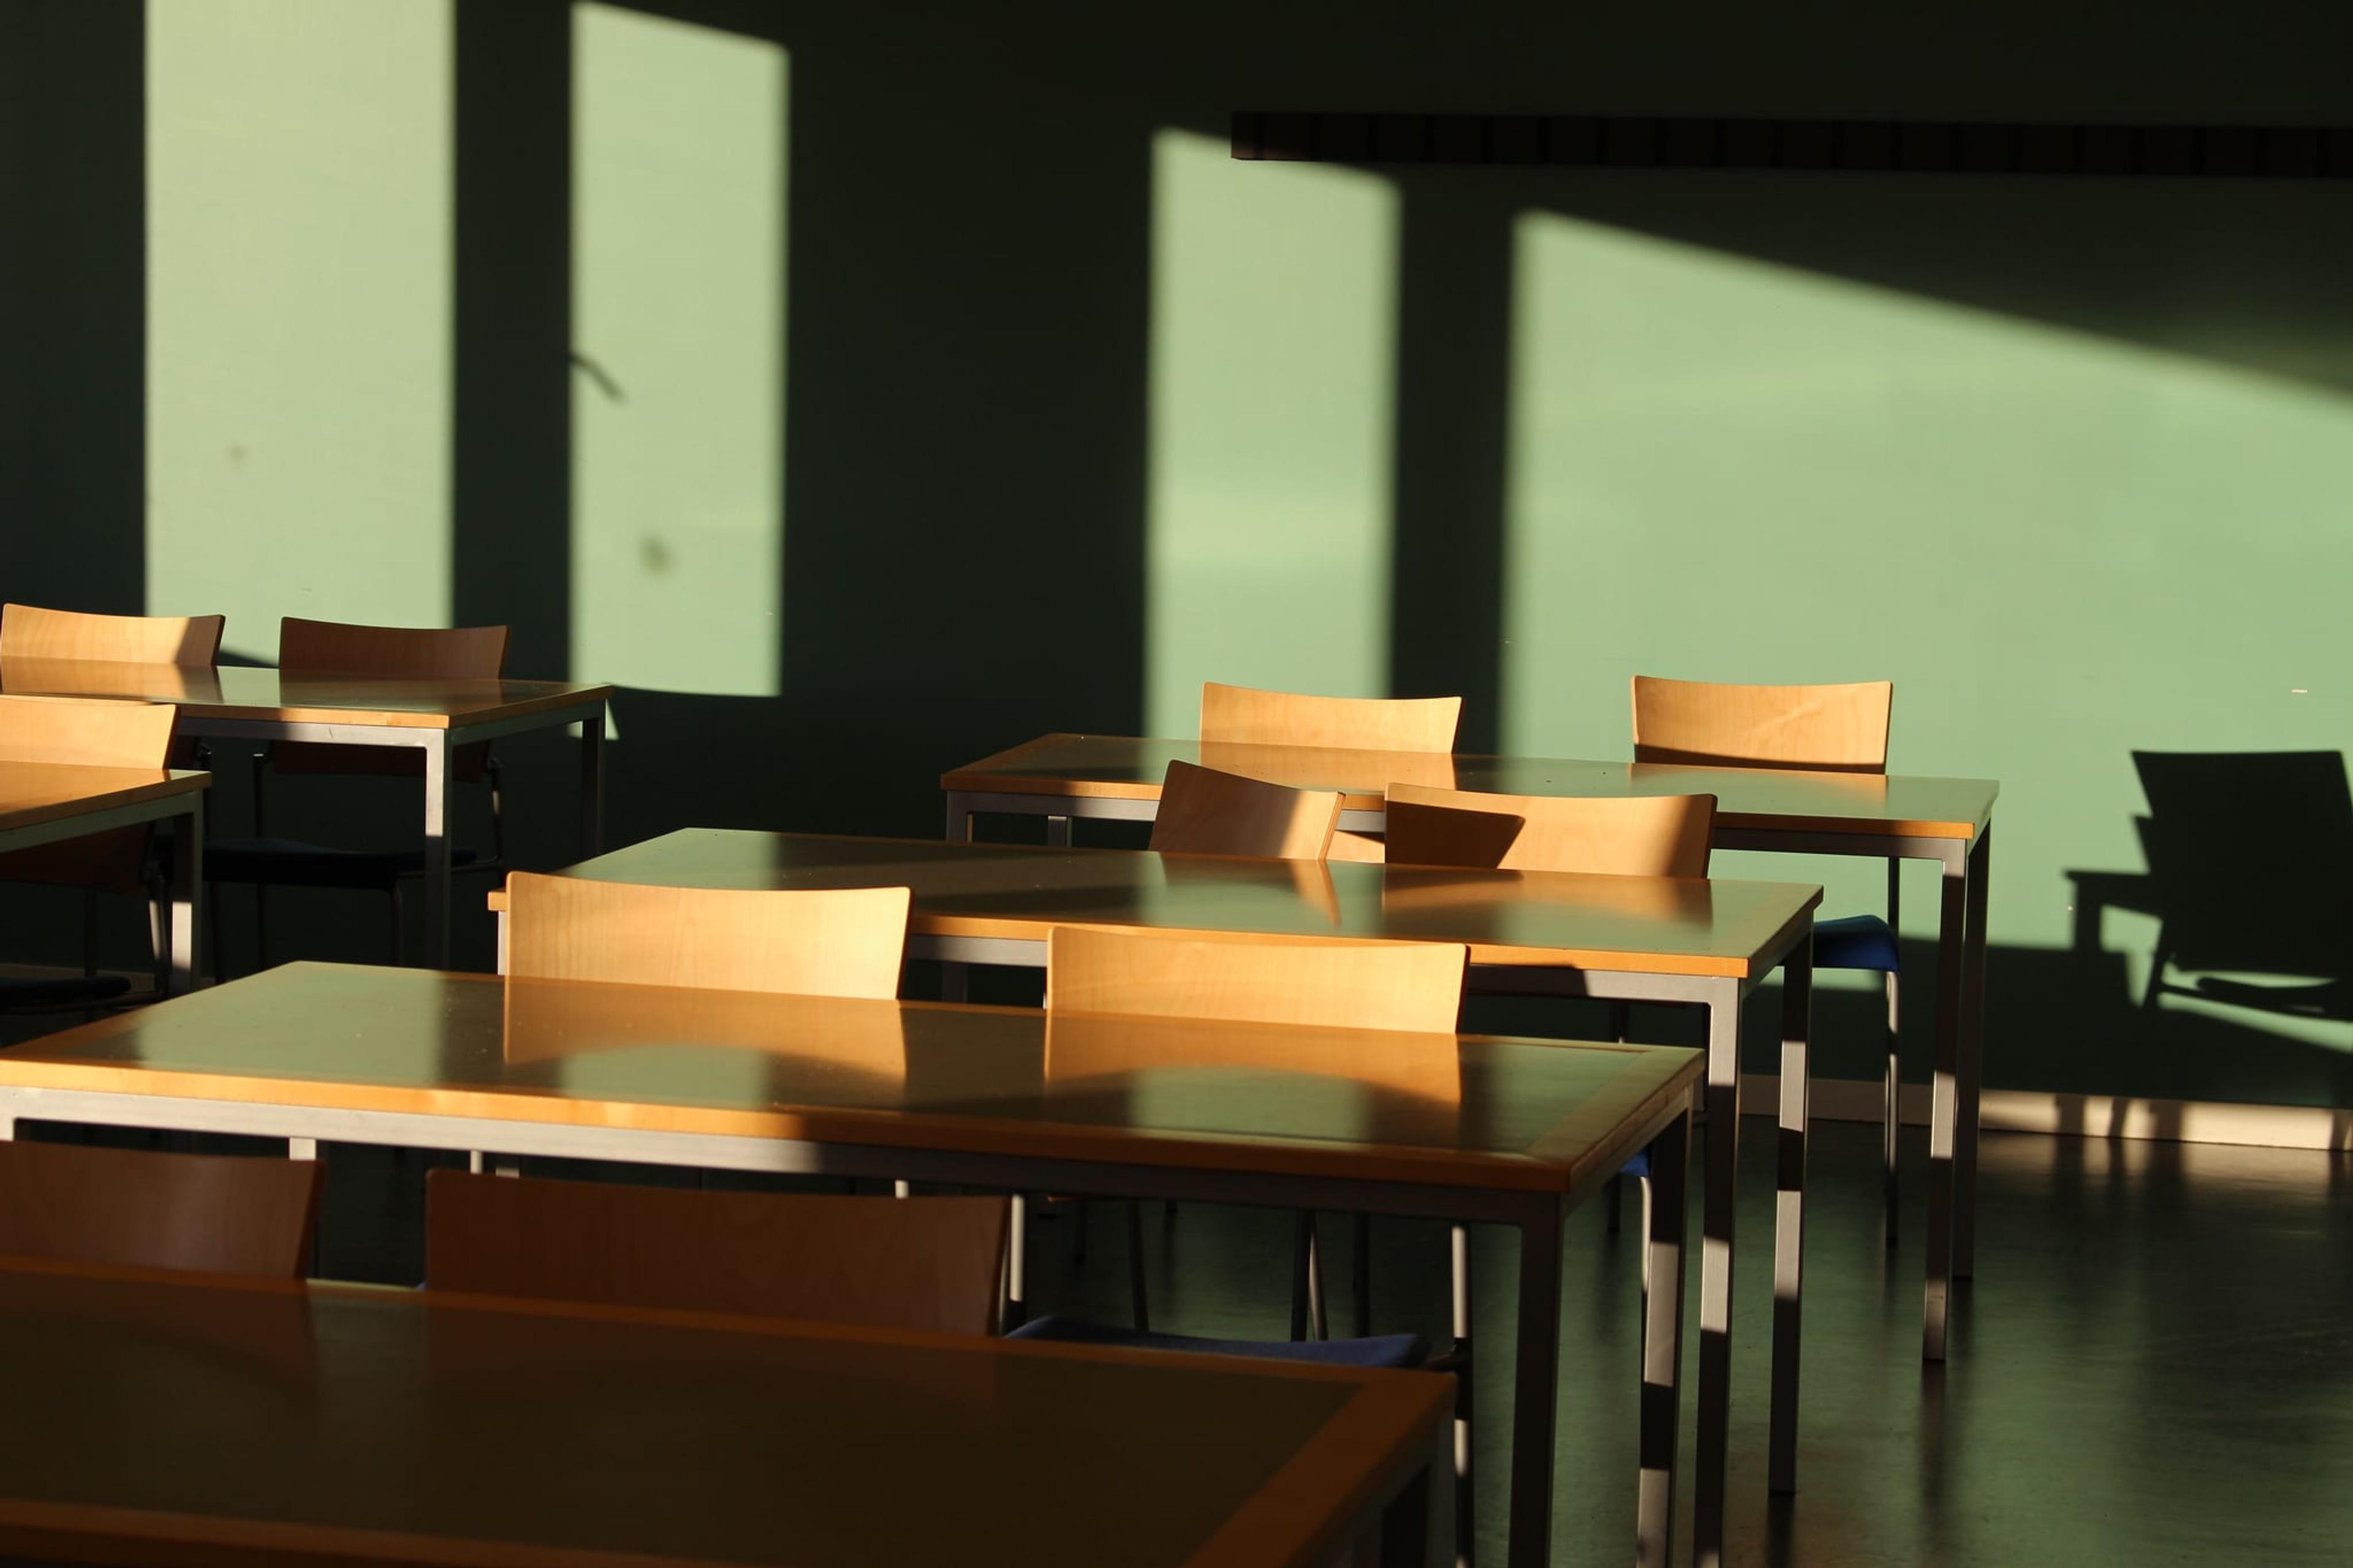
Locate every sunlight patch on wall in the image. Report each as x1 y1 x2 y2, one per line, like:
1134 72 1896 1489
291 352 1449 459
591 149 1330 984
146 0 452 657
1144 130 1398 737
572 3 785 696
1502 211 2353 971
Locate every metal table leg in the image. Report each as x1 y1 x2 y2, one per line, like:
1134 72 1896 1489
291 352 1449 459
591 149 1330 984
420 733 453 969
1693 975 1743 1568
1637 1102 1689 1568
168 797 203 994
1923 840 1971 1360
1502 1197 1564 1568
1769 937 1814 1495
1953 826 1991 1278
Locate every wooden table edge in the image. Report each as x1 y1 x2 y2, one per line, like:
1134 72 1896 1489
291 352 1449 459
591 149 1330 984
172 684 614 732
1188 1373 1453 1568
0 769 209 837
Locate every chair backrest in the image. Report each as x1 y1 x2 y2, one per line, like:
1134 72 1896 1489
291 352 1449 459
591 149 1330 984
1200 682 1461 754
1046 925 1466 1034
0 604 224 667
425 1173 1008 1336
279 616 510 680
504 873 912 998
1630 676 1891 773
1385 782 1715 877
0 694 177 770
1148 760 1342 861
0 1140 320 1279
273 617 511 779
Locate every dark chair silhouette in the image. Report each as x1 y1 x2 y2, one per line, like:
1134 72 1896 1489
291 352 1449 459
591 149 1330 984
2129 751 2353 1020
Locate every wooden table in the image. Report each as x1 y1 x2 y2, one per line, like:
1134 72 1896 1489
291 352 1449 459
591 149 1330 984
0 1253 1452 1567
947 733 1998 1367
0 659 612 968
0 961 1700 1568
487 828 1812 1568
0 762 208 992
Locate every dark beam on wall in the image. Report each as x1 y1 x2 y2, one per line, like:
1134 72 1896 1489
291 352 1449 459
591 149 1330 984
1235 112 2353 178
0 1 147 613
451 0 573 672
1387 194 1512 752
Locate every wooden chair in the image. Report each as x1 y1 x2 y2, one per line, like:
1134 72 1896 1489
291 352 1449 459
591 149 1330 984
1385 782 1715 877
504 873 911 998
1387 781 1715 1232
0 603 225 666
1033 923 1467 1553
1039 924 1461 1343
426 1173 1007 1336
1199 683 1461 865
0 691 187 998
1148 760 1342 860
1632 675 1906 1237
207 618 511 974
0 1139 321 1278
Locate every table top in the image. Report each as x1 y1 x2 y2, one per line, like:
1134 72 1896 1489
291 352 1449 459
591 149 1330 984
0 1254 1449 1568
496 830 1820 979
0 763 207 839
944 733 1999 840
0 659 612 731
0 963 1700 1196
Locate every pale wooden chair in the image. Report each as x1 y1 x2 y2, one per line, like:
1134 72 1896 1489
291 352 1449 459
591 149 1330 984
1035 923 1471 1557
1632 675 1905 1235
207 618 511 974
1148 760 1342 860
491 874 910 1183
0 603 225 666
1387 781 1716 1232
0 1138 321 1278
0 691 188 1001
1385 782 1715 877
1199 683 1461 864
425 1173 1007 1336
504 873 911 998
1042 923 1463 1344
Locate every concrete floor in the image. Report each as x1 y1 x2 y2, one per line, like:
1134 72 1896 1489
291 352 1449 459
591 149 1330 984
252 1119 2353 1566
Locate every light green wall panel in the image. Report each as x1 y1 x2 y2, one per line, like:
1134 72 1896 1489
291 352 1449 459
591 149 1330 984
571 2 786 699
1504 211 2353 1009
146 0 452 658
1145 130 1398 738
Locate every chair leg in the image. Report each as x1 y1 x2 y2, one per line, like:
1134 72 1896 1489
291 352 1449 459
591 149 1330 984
1883 968 1902 1246
207 880 227 983
1352 1211 1372 1336
1306 1215 1328 1340
145 877 169 996
388 884 406 968
1289 1212 1314 1340
254 885 270 971
1127 1200 1150 1331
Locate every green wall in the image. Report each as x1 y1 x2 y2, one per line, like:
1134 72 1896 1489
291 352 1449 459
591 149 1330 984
6 0 2352 1108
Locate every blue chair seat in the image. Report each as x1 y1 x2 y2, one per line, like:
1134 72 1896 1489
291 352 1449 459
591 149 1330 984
1009 1314 1428 1369
1814 914 1900 974
207 837 483 893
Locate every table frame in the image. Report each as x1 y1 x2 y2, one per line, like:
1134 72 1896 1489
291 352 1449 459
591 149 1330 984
0 779 205 995
0 1059 1691 1568
917 883 1803 1568
947 784 1993 1366
188 701 605 969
